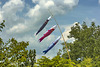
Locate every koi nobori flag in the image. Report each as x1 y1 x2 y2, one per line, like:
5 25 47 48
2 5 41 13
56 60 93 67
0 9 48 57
39 25 57 42
43 36 61 54
35 16 52 35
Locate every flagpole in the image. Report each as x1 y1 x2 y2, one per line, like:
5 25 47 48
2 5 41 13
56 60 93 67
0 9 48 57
48 9 71 60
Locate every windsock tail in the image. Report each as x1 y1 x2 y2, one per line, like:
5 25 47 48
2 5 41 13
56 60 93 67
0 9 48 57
43 50 47 54
34 32 37 36
39 36 44 42
35 32 38 35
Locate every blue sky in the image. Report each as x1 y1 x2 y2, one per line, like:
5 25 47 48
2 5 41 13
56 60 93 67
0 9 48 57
0 0 100 58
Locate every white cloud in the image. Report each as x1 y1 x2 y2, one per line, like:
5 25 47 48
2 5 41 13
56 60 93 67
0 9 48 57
32 0 39 3
0 2 2 5
99 0 100 4
61 25 72 41
44 1 54 8
6 0 79 34
64 0 74 4
0 11 3 22
11 0 78 35
0 0 79 58
32 0 79 15
7 23 27 33
2 0 24 12
61 22 80 42
27 4 40 17
64 0 78 8
1 0 24 27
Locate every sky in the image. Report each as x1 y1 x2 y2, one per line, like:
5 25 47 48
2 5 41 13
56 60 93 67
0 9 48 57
0 0 100 59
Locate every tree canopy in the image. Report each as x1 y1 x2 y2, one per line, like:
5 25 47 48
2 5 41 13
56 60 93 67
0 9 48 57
35 55 76 67
0 20 36 67
62 22 100 66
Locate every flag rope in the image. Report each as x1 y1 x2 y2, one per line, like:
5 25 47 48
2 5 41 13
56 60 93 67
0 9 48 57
48 9 71 60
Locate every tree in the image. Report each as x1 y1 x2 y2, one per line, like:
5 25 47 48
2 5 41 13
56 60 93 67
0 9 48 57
0 36 37 67
0 37 29 67
77 57 93 67
36 56 51 67
0 20 6 66
62 22 100 62
0 20 5 32
92 56 100 67
57 49 62 56
36 56 76 67
76 56 100 67
0 20 37 67
26 49 36 67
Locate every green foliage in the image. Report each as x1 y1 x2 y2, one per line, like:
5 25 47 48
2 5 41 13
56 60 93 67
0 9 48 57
0 38 29 66
0 20 5 32
92 56 100 67
0 38 36 67
0 20 5 62
78 57 93 67
57 49 62 56
36 56 51 67
76 56 100 67
0 21 36 67
25 49 36 67
36 55 76 67
0 20 5 63
62 22 100 61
